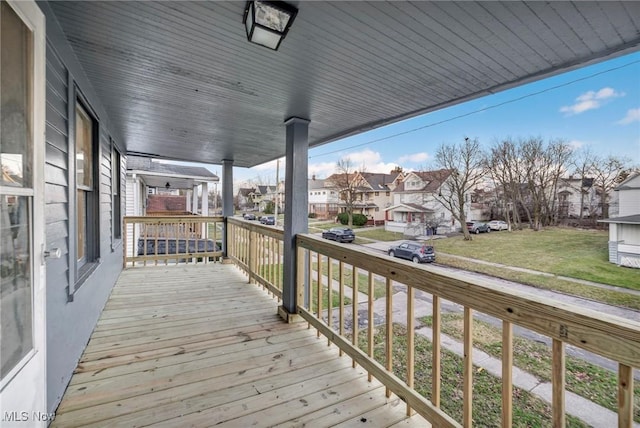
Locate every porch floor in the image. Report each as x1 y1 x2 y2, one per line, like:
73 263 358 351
52 264 427 427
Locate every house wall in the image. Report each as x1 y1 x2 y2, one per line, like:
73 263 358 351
618 177 640 217
40 2 125 412
366 191 391 222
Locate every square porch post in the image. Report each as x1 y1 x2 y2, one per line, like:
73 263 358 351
221 159 234 257
281 117 309 319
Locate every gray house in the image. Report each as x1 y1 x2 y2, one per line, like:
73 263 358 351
599 172 640 268
2 1 639 425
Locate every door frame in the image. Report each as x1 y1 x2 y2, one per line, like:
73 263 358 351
0 0 47 424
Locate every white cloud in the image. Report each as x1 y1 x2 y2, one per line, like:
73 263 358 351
338 149 398 174
568 140 585 150
397 152 429 164
560 87 624 116
617 108 640 125
308 161 338 179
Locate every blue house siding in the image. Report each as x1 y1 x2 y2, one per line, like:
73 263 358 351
41 2 125 413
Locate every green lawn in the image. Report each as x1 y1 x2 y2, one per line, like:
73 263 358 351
430 228 639 290
354 228 406 241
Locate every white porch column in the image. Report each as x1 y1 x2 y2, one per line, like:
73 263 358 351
282 117 310 317
186 191 191 214
201 182 209 239
201 182 209 216
222 159 234 256
192 185 198 214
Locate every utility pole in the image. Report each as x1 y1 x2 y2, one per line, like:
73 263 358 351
274 158 280 226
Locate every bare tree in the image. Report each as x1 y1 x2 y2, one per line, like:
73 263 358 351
520 137 572 230
433 137 487 241
329 158 360 227
487 138 525 230
570 147 597 220
591 155 633 218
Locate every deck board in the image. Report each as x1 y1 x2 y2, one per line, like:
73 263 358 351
52 264 427 427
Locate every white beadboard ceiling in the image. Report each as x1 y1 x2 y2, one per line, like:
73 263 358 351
48 1 640 168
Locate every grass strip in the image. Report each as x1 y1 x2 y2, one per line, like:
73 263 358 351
436 254 640 311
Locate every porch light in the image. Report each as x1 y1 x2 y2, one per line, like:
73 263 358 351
243 1 298 51
165 182 171 190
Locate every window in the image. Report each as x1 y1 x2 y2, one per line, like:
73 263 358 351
75 100 99 273
112 142 122 241
374 192 379 196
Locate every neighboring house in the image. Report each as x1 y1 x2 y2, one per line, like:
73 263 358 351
250 185 277 212
385 169 462 236
350 171 400 225
236 187 256 211
557 177 600 219
323 170 402 224
308 176 340 220
125 156 219 217
468 187 495 222
125 156 219 259
599 172 640 268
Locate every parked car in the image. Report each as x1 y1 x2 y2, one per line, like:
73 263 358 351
321 227 355 243
487 220 508 231
243 213 257 220
466 221 490 234
260 216 276 225
388 242 435 263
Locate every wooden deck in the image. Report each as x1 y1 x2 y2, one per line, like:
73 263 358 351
52 264 428 427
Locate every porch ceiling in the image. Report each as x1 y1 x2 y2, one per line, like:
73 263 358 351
48 1 640 168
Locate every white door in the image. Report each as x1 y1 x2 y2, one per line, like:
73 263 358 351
0 0 47 426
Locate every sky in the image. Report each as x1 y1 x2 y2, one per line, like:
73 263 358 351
172 50 640 187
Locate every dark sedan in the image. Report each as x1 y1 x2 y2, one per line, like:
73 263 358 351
321 227 355 243
388 242 435 263
260 216 276 225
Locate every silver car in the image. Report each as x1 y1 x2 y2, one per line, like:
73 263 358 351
487 220 508 231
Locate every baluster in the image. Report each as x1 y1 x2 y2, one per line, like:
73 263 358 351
432 295 441 408
352 265 358 368
552 339 565 428
463 307 473 427
316 254 323 337
385 277 393 398
367 271 374 382
618 363 633 428
339 261 344 356
502 321 513 427
327 257 333 345
406 284 415 416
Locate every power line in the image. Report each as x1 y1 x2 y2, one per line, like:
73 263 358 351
309 59 640 159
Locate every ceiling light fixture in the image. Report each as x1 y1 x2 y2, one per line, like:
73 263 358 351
243 1 298 51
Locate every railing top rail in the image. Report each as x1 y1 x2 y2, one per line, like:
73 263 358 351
296 233 640 368
124 215 224 224
227 217 285 240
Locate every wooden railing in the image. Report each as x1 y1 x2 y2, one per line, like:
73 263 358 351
227 218 284 300
123 216 224 267
227 219 639 427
